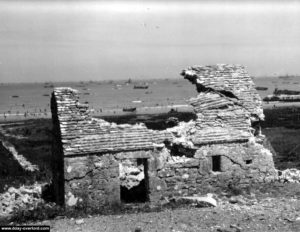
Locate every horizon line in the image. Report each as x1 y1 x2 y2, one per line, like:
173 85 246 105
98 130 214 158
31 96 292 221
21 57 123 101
1 74 300 85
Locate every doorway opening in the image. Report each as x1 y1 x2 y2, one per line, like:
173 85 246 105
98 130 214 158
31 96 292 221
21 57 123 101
120 158 149 203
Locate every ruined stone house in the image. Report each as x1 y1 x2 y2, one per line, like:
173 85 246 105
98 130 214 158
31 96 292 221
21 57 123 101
51 64 276 210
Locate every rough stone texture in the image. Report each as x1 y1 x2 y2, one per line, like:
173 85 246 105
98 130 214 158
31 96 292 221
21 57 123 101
64 154 120 210
51 64 277 212
52 87 171 156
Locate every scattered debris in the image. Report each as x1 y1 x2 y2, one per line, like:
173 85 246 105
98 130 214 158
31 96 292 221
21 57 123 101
119 160 145 190
75 219 85 225
66 192 78 207
278 168 300 183
0 183 43 218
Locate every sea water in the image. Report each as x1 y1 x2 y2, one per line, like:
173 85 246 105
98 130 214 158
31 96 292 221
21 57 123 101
0 77 300 121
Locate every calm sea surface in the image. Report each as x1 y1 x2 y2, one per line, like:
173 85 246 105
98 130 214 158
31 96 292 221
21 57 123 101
0 77 300 121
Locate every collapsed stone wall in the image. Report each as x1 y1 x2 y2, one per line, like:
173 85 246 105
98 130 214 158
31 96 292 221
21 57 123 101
51 64 277 211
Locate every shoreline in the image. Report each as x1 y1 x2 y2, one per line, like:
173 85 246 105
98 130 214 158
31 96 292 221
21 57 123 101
262 101 300 109
0 104 193 123
1 103 300 125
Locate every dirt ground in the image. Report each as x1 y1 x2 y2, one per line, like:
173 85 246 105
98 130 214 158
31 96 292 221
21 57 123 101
28 182 300 232
39 206 300 232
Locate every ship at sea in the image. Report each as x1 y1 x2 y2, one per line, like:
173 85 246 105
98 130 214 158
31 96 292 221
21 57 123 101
255 86 268 91
278 74 294 79
44 82 54 88
274 88 300 95
122 107 137 112
133 83 149 89
263 88 300 102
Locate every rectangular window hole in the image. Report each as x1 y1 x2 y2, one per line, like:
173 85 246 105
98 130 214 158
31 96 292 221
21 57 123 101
245 159 252 165
212 155 221 172
120 158 149 203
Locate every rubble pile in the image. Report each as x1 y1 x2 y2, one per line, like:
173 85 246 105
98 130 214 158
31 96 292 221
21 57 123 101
278 169 300 183
119 160 145 189
0 183 43 218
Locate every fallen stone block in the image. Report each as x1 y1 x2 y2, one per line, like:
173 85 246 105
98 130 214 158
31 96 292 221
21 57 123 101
177 194 217 207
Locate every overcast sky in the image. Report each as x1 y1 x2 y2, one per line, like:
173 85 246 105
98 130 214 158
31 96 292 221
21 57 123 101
0 0 300 83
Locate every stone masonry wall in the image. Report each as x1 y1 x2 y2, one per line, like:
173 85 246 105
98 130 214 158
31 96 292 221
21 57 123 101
62 142 276 210
64 154 120 211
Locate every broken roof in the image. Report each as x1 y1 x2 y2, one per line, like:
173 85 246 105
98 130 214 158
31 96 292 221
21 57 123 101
181 64 264 121
52 88 172 156
51 64 265 156
178 64 265 145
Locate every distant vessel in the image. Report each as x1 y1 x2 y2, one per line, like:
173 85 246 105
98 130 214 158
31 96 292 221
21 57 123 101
123 107 137 112
132 100 142 103
263 88 300 102
75 84 86 88
113 84 122 90
11 95 19 98
264 95 300 102
255 86 268 91
273 88 300 95
44 82 54 88
278 75 293 79
134 83 149 89
43 94 50 97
